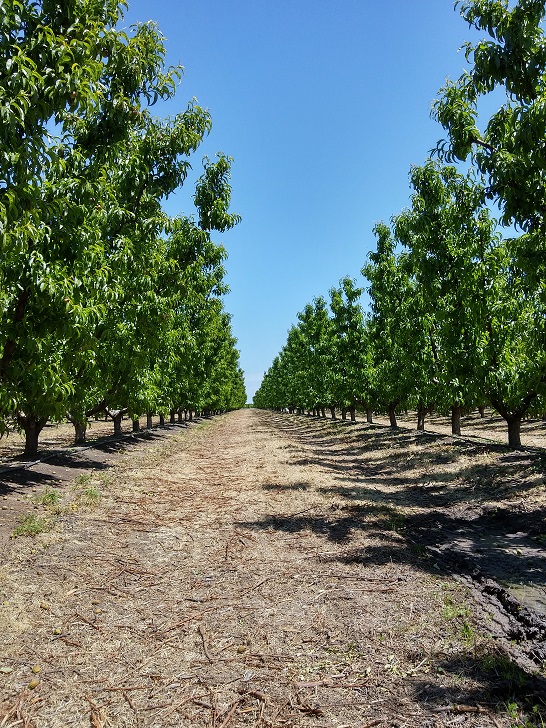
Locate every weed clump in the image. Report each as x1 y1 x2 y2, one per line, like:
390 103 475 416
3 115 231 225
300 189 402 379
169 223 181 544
12 514 53 538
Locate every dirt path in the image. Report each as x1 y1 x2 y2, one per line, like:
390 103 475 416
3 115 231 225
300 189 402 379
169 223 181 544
0 410 545 727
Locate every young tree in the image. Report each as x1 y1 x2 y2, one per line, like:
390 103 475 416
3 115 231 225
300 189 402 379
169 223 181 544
394 163 491 434
329 278 372 422
362 225 413 428
395 161 546 447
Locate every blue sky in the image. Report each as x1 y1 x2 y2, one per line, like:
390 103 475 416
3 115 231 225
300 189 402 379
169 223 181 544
122 1 481 401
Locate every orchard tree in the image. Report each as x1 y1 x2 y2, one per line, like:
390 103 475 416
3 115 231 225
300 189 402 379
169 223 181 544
329 278 373 422
394 163 492 434
362 225 413 427
433 0 546 279
294 298 336 417
394 161 546 447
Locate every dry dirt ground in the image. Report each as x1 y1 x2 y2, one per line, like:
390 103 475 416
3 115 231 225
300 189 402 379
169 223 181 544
0 409 545 728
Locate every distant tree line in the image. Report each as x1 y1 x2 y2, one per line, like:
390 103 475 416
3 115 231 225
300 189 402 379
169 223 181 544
254 0 546 449
1 0 246 455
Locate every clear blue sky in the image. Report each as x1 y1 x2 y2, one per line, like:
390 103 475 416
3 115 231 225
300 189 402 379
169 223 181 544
122 1 481 402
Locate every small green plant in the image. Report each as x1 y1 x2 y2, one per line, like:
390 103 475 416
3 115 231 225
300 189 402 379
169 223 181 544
411 543 427 557
506 702 520 720
479 651 528 686
79 486 101 506
459 619 474 643
442 594 470 621
36 487 61 506
75 473 91 486
387 512 406 532
12 514 53 538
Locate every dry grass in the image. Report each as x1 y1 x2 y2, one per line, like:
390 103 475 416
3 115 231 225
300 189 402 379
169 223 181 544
0 410 544 727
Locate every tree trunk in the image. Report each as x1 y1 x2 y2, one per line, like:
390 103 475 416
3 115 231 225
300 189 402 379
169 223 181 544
507 417 522 449
133 417 140 432
177 409 183 423
341 408 347 421
478 405 485 418
417 407 426 431
146 412 153 429
321 407 326 418
330 406 336 419
73 420 87 444
388 403 398 428
21 415 47 457
451 404 462 436
188 410 193 421
349 406 356 422
159 413 165 426
170 410 176 424
112 411 123 435
366 407 373 424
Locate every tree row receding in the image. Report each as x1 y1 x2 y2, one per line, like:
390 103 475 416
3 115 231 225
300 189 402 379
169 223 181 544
254 0 546 449
1 0 246 456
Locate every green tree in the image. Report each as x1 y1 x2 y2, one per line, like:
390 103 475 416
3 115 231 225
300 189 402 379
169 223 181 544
0 2 243 454
394 163 491 434
362 225 413 428
394 161 546 447
295 298 336 417
433 0 546 279
329 278 372 422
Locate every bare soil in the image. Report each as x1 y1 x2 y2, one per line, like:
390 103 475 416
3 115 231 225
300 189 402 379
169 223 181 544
0 409 545 728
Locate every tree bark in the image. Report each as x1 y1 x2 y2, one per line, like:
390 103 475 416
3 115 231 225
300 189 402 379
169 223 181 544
112 411 123 435
417 407 426 431
388 403 398 428
73 420 87 444
366 407 373 424
170 410 176 424
177 409 183 423
451 404 462 436
330 406 336 420
159 413 165 426
349 406 356 422
478 405 485 418
20 414 48 457
341 408 347 421
146 412 153 429
507 417 522 449
133 417 140 432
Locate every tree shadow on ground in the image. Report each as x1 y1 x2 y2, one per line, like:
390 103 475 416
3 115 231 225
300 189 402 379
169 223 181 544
0 421 192 497
262 482 311 492
0 469 62 495
241 416 546 699
408 649 546 721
